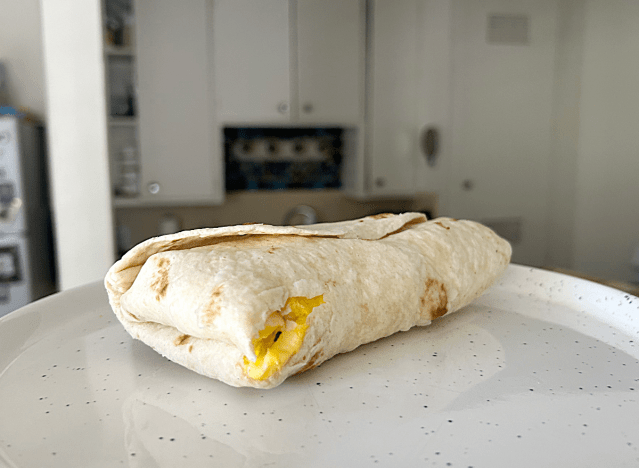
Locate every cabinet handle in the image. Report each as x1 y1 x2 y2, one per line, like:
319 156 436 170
302 102 313 114
277 102 289 114
147 182 161 195
421 126 440 167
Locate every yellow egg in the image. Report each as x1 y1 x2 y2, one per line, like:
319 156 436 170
243 295 324 380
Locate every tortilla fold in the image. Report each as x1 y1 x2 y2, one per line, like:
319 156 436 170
105 213 511 388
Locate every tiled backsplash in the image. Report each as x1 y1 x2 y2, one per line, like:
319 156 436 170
224 128 345 191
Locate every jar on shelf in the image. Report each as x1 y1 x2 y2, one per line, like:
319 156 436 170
116 146 139 197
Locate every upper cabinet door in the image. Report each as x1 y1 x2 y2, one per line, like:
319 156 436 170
212 0 291 124
296 0 365 125
367 0 420 196
212 0 364 125
135 0 222 203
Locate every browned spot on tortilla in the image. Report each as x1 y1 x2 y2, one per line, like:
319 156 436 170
150 256 170 301
199 284 224 327
379 217 428 239
173 334 191 346
420 278 448 320
434 221 450 230
371 213 394 219
127 312 140 321
294 351 323 375
242 222 260 225
188 344 194 353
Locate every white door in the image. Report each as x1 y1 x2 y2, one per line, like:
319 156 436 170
296 0 365 125
445 0 558 266
135 0 222 203
212 0 291 124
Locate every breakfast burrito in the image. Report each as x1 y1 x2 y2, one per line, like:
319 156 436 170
104 213 511 389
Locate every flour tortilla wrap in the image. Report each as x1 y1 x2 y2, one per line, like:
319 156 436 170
104 213 511 389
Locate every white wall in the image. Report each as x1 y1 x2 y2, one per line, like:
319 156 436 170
0 0 47 118
40 0 116 289
572 0 639 282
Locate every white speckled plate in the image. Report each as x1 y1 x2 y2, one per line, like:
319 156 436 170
0 264 638 467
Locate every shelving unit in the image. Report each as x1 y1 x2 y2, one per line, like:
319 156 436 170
102 0 141 201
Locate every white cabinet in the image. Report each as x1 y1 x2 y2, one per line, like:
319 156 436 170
357 0 452 199
346 0 432 198
212 1 291 123
134 0 222 204
212 0 365 126
105 0 223 206
364 0 421 196
296 0 365 124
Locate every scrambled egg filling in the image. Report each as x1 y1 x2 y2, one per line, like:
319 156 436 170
243 295 324 380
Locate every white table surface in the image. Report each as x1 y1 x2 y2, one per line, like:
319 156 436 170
0 264 638 467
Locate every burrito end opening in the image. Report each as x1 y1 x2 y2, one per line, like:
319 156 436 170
243 295 324 381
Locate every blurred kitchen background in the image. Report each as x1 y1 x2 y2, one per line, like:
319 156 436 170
1 0 638 312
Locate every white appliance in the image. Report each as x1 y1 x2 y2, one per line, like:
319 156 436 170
0 115 56 317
